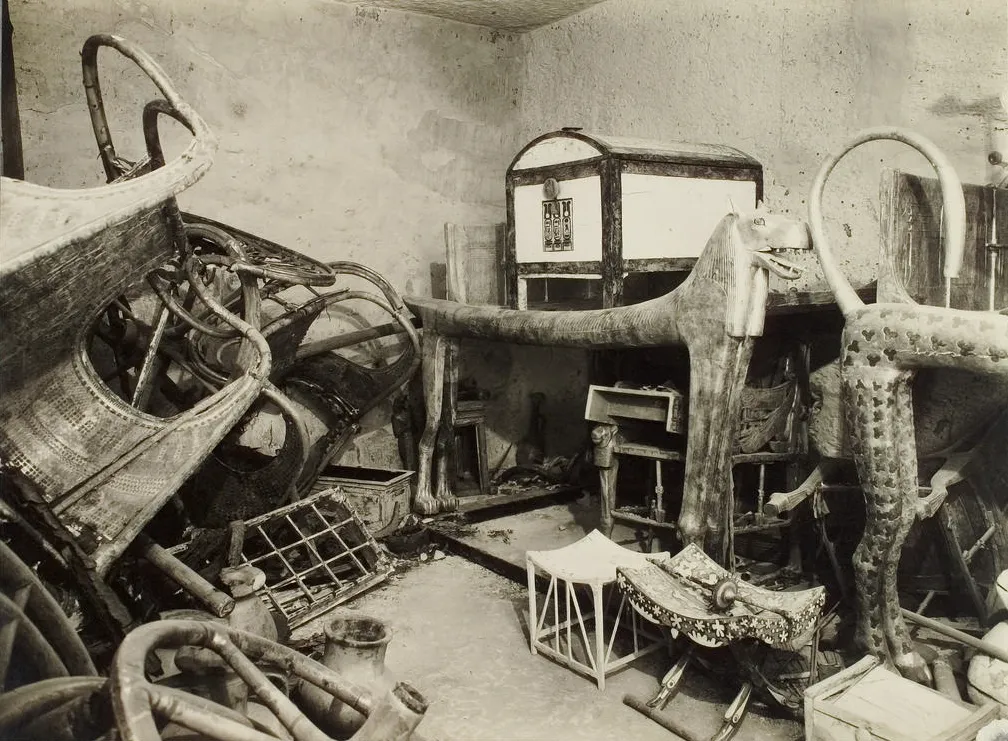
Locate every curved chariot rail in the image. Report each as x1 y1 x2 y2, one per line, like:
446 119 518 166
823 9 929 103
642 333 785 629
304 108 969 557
0 35 268 595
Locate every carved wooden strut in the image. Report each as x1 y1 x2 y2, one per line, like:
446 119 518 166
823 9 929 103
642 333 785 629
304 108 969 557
404 208 810 555
808 128 1008 683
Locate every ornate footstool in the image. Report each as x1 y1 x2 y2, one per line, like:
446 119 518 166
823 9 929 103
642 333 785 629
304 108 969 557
618 544 826 741
525 530 668 690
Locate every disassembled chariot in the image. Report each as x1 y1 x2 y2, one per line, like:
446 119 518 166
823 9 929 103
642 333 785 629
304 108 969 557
1 27 1006 741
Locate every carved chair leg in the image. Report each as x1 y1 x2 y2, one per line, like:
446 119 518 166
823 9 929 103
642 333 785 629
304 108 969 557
591 423 619 537
710 682 752 741
646 648 692 710
624 645 753 741
432 339 460 511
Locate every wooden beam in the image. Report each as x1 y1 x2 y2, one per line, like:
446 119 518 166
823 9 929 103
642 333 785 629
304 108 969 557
1 0 25 180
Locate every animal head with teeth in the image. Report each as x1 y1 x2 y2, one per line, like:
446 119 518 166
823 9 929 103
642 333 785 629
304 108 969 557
715 204 811 337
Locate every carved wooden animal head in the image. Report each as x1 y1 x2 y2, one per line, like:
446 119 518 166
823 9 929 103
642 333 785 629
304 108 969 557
698 205 809 338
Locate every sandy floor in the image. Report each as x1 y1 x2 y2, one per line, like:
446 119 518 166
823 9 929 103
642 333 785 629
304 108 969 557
291 495 805 741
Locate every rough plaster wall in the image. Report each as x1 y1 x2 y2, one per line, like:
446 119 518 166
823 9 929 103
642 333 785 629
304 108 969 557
10 0 1006 477
500 0 1008 462
518 0 1007 290
9 0 523 468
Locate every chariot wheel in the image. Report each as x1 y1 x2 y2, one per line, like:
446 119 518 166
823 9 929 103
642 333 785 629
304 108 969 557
0 539 112 740
0 539 96 691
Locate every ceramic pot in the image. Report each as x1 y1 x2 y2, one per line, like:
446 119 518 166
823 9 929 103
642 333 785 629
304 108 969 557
296 611 394 738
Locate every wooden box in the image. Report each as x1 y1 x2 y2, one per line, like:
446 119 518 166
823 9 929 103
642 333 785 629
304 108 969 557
505 129 763 309
584 384 685 434
804 656 999 741
311 465 413 538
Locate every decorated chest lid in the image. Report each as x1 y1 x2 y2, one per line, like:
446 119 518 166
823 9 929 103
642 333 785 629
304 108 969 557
509 128 761 173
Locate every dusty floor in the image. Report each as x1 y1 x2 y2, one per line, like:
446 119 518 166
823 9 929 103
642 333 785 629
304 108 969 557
293 495 805 741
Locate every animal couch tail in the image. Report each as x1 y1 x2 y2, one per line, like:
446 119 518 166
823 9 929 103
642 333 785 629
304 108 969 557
404 207 809 557
808 127 1008 683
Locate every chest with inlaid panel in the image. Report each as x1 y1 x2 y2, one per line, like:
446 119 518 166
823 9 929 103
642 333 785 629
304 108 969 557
505 129 763 309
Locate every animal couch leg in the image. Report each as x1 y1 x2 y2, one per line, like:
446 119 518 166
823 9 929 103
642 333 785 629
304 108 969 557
432 339 460 512
391 391 418 473
881 377 931 684
850 514 887 660
414 331 446 515
433 416 452 501
676 340 753 558
844 369 914 670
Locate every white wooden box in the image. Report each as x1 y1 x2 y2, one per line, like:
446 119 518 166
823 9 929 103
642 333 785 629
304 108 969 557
505 129 762 308
804 655 999 741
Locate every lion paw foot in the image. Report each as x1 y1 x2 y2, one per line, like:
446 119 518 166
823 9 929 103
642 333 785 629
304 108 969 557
412 496 459 516
413 498 441 516
435 496 459 513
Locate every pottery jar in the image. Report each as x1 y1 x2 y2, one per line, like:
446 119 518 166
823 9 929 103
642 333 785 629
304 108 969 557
297 611 395 738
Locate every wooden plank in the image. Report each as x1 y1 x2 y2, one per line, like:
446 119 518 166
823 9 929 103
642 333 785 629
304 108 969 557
601 156 622 309
766 285 876 314
428 525 529 586
612 443 684 461
452 484 582 516
880 169 1008 310
611 508 679 532
1 0 24 179
445 223 505 306
806 656 878 741
929 705 1000 741
805 655 879 703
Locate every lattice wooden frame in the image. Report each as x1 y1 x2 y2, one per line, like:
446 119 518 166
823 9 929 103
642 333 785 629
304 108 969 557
238 487 392 628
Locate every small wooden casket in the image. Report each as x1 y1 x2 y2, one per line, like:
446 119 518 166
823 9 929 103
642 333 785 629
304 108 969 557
505 129 763 309
311 465 413 538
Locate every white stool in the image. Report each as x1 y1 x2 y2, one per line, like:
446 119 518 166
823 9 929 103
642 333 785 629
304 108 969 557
525 530 667 690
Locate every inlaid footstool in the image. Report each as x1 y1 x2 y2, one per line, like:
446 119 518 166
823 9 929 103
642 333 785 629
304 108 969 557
618 543 827 741
525 529 668 690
